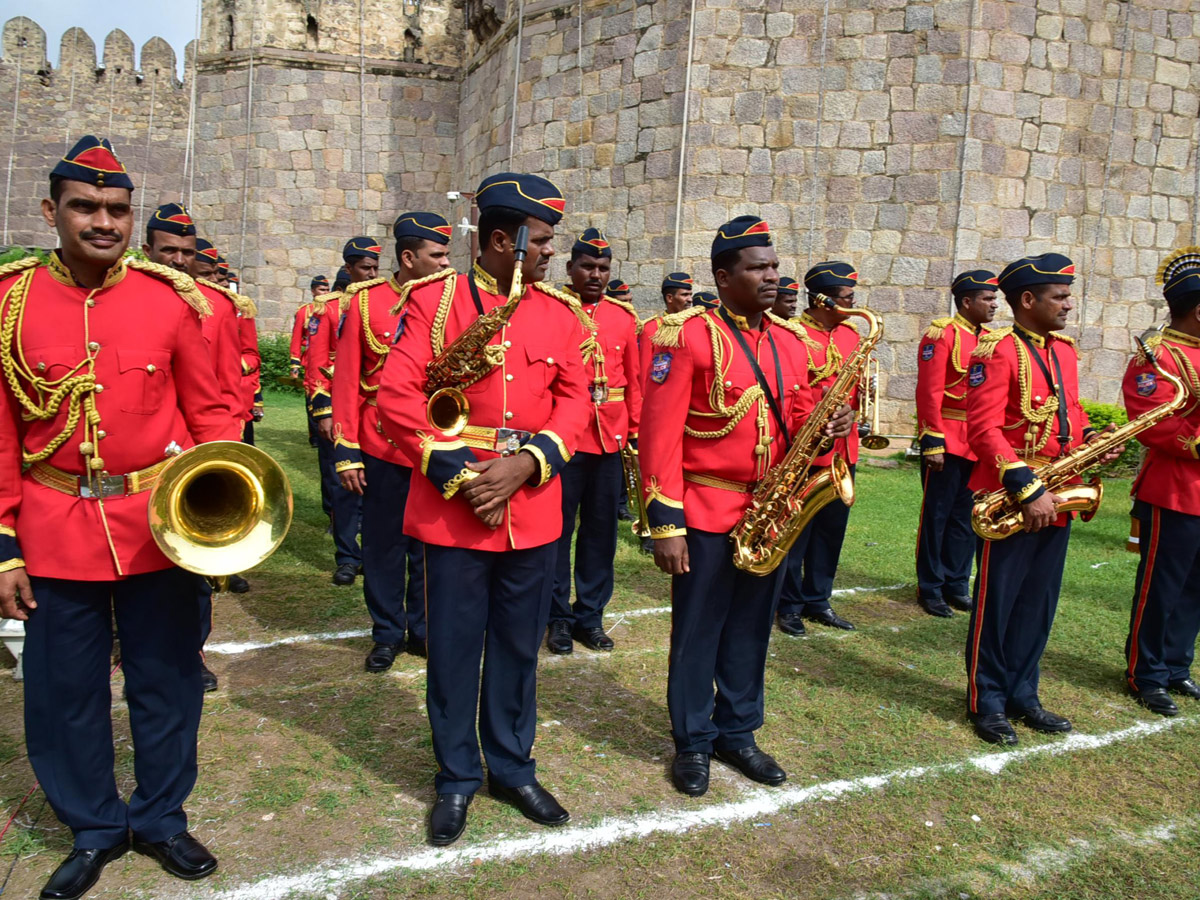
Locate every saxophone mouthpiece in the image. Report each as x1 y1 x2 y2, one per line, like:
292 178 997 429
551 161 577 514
513 225 529 265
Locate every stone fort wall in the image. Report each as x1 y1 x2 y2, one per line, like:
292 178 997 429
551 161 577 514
2 0 1198 432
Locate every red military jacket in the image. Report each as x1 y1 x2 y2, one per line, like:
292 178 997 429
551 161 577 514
1124 328 1200 516
195 280 244 422
289 299 316 370
798 310 862 467
639 307 817 537
237 308 261 422
332 275 411 470
376 264 592 551
917 313 985 460
569 290 643 453
0 254 240 580
304 292 343 417
966 323 1091 519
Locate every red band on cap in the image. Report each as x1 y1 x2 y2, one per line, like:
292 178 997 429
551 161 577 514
541 197 566 213
72 146 124 172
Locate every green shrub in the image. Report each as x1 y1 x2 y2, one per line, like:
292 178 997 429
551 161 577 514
1080 398 1142 477
0 247 48 266
259 331 301 394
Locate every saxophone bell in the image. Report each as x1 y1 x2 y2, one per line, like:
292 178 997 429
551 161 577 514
427 387 471 436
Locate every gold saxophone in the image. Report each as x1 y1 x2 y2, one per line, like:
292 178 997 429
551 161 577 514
971 337 1188 541
424 226 529 435
731 300 884 575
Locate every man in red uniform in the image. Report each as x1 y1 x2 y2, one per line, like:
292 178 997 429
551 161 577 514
770 276 799 318
775 261 863 636
292 274 330 453
641 216 853 798
225 271 262 446
964 252 1123 745
607 278 633 305
639 272 694 370
311 246 377 585
914 271 999 618
332 212 452 670
0 137 237 899
377 173 590 846
1121 249 1200 716
547 229 642 654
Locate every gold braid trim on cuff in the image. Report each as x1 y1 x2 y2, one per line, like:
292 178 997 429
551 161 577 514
1015 478 1045 503
522 444 552 487
921 446 946 457
0 525 14 537
334 461 365 473
442 467 478 499
650 525 687 539
0 558 25 573
646 476 684 508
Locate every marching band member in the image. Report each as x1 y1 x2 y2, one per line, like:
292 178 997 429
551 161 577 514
914 271 998 617
310 245 376 586
0 137 238 899
1122 249 1200 716
964 253 1123 745
775 262 863 636
548 229 642 654
640 272 694 372
377 173 590 846
332 212 452 670
770 276 799 319
640 216 853 797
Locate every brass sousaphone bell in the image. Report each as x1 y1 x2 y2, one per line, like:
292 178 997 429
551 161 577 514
148 441 293 579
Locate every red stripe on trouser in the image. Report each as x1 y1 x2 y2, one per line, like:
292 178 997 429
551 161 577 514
914 465 931 566
1126 506 1161 691
967 539 992 714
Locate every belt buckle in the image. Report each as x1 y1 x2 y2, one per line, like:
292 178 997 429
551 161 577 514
494 428 527 456
79 473 125 499
591 384 609 403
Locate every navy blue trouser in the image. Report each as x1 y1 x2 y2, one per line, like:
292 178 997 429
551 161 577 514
965 523 1071 716
23 568 202 849
242 419 255 446
1125 501 1200 693
361 453 425 644
198 577 214 646
777 464 855 617
551 451 622 630
668 529 786 754
316 429 362 567
915 453 976 602
307 407 331 514
424 541 556 795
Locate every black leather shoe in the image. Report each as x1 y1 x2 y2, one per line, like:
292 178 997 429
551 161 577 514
132 832 217 881
1134 688 1179 717
713 744 787 786
406 634 427 658
546 620 573 655
919 596 954 618
776 612 806 636
572 626 614 651
803 607 856 630
332 564 357 586
1168 678 1200 701
617 506 635 522
969 712 1018 745
1011 705 1072 733
428 793 471 846
40 842 129 900
365 642 400 672
671 752 710 797
200 664 218 693
487 779 570 826
226 574 250 594
947 594 973 612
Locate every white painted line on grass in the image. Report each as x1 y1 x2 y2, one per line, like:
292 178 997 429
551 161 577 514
194 716 1193 900
205 629 371 656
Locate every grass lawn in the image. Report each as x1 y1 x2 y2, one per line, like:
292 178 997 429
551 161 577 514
0 390 1196 899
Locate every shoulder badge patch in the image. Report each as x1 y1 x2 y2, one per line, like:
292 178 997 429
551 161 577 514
1136 371 1156 396
650 351 673 384
921 343 935 361
968 362 986 387
308 315 320 335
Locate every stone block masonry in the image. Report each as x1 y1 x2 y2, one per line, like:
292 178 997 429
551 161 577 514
2 0 1198 433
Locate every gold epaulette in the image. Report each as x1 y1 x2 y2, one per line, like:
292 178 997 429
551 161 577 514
924 316 953 341
196 276 255 317
972 327 1012 359
651 306 708 348
536 281 595 333
346 277 386 297
130 258 211 317
1134 332 1165 365
1054 332 1075 346
766 312 824 354
388 267 455 316
0 256 42 284
604 296 640 322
